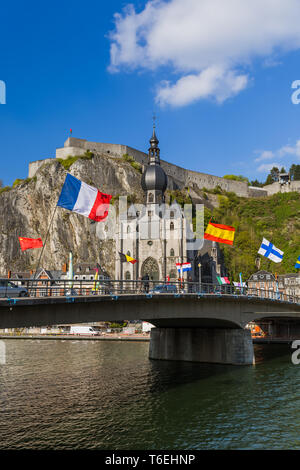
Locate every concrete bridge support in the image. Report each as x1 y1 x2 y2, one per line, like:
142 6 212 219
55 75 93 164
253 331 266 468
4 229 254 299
149 327 255 365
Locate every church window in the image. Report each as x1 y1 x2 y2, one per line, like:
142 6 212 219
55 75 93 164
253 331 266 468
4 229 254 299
170 211 174 219
170 248 175 257
125 271 131 280
127 226 131 233
170 222 174 231
148 193 154 203
127 251 131 257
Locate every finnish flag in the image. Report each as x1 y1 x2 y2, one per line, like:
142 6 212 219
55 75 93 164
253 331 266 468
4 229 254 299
258 238 284 263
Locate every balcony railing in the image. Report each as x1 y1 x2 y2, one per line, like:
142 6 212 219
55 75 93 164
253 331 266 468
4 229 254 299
0 279 299 304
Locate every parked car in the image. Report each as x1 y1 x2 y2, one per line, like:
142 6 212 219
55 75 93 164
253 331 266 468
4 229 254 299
0 280 28 297
151 284 177 294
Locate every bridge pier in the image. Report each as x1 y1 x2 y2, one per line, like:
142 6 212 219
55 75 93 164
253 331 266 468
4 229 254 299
149 327 255 365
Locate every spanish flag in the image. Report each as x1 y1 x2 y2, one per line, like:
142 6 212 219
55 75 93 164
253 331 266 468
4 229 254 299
119 252 137 264
204 222 235 246
19 237 43 251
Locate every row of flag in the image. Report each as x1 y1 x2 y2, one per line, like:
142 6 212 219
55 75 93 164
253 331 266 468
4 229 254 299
204 221 300 269
18 173 300 272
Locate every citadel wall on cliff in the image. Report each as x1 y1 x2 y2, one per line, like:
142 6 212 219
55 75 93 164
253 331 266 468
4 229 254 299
28 137 269 198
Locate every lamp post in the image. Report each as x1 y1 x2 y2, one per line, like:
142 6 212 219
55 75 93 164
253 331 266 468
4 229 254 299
198 262 201 292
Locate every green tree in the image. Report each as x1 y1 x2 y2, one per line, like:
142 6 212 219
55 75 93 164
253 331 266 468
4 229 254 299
223 174 249 183
265 167 279 185
250 179 264 187
290 164 300 181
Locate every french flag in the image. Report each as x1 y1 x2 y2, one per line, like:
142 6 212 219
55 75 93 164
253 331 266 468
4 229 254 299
57 174 112 222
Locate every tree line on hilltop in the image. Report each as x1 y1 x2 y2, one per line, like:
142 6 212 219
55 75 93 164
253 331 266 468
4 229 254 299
224 163 300 187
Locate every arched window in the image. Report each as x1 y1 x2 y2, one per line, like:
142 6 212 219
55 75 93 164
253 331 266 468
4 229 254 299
127 251 131 257
170 211 174 219
170 248 175 257
148 193 154 203
127 225 131 233
125 271 131 280
170 222 174 231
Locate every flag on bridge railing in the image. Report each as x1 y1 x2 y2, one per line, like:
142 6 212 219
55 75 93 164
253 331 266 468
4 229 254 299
216 276 230 285
258 238 283 263
176 262 192 273
57 173 112 222
204 221 235 245
19 237 43 251
295 256 300 269
233 281 247 287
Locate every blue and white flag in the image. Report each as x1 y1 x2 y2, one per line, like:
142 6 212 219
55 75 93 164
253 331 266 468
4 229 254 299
258 238 283 263
176 262 192 273
295 256 300 269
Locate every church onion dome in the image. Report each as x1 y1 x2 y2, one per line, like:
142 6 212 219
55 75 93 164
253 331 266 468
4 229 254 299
141 165 168 193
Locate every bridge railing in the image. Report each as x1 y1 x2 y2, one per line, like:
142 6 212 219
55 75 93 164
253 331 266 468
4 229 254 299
0 278 299 304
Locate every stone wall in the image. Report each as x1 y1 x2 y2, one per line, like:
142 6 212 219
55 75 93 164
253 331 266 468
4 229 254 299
28 158 54 179
263 180 300 195
53 138 253 197
28 137 300 198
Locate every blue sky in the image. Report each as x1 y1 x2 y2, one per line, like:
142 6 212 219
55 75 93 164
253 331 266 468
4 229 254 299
1 0 300 186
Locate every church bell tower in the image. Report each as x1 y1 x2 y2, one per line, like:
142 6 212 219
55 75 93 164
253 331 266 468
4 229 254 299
141 124 168 205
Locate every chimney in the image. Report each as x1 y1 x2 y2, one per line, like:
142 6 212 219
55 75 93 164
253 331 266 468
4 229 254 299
62 263 67 273
7 270 11 279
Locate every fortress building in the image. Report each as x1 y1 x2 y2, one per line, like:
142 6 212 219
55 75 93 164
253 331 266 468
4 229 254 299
28 134 300 198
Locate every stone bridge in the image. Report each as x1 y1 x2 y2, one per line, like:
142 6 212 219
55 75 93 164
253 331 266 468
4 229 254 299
1 293 299 366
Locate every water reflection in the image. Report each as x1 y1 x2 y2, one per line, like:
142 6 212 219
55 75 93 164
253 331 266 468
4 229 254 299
0 340 299 450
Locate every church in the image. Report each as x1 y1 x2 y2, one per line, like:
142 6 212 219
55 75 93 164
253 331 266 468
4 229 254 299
114 125 224 285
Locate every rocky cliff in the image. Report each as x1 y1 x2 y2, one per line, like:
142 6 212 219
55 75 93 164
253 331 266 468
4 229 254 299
0 153 221 275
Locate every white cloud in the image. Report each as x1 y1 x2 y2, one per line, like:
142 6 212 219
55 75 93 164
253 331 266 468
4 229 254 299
109 0 300 107
255 150 275 162
278 140 300 158
254 138 300 174
257 162 283 173
156 66 248 107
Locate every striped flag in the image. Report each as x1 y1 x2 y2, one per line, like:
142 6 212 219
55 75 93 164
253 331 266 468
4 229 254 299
295 256 300 269
57 174 112 222
204 221 235 245
119 252 137 264
216 276 230 285
176 262 192 273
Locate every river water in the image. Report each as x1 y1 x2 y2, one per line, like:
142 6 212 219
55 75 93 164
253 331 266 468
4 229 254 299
0 339 299 450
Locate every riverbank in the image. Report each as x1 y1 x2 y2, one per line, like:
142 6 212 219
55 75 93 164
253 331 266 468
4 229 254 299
0 333 150 342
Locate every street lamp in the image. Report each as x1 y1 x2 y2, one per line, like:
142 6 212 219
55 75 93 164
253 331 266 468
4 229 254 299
198 262 201 292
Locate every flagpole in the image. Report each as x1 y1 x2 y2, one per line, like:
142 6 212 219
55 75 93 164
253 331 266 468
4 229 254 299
32 205 58 282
